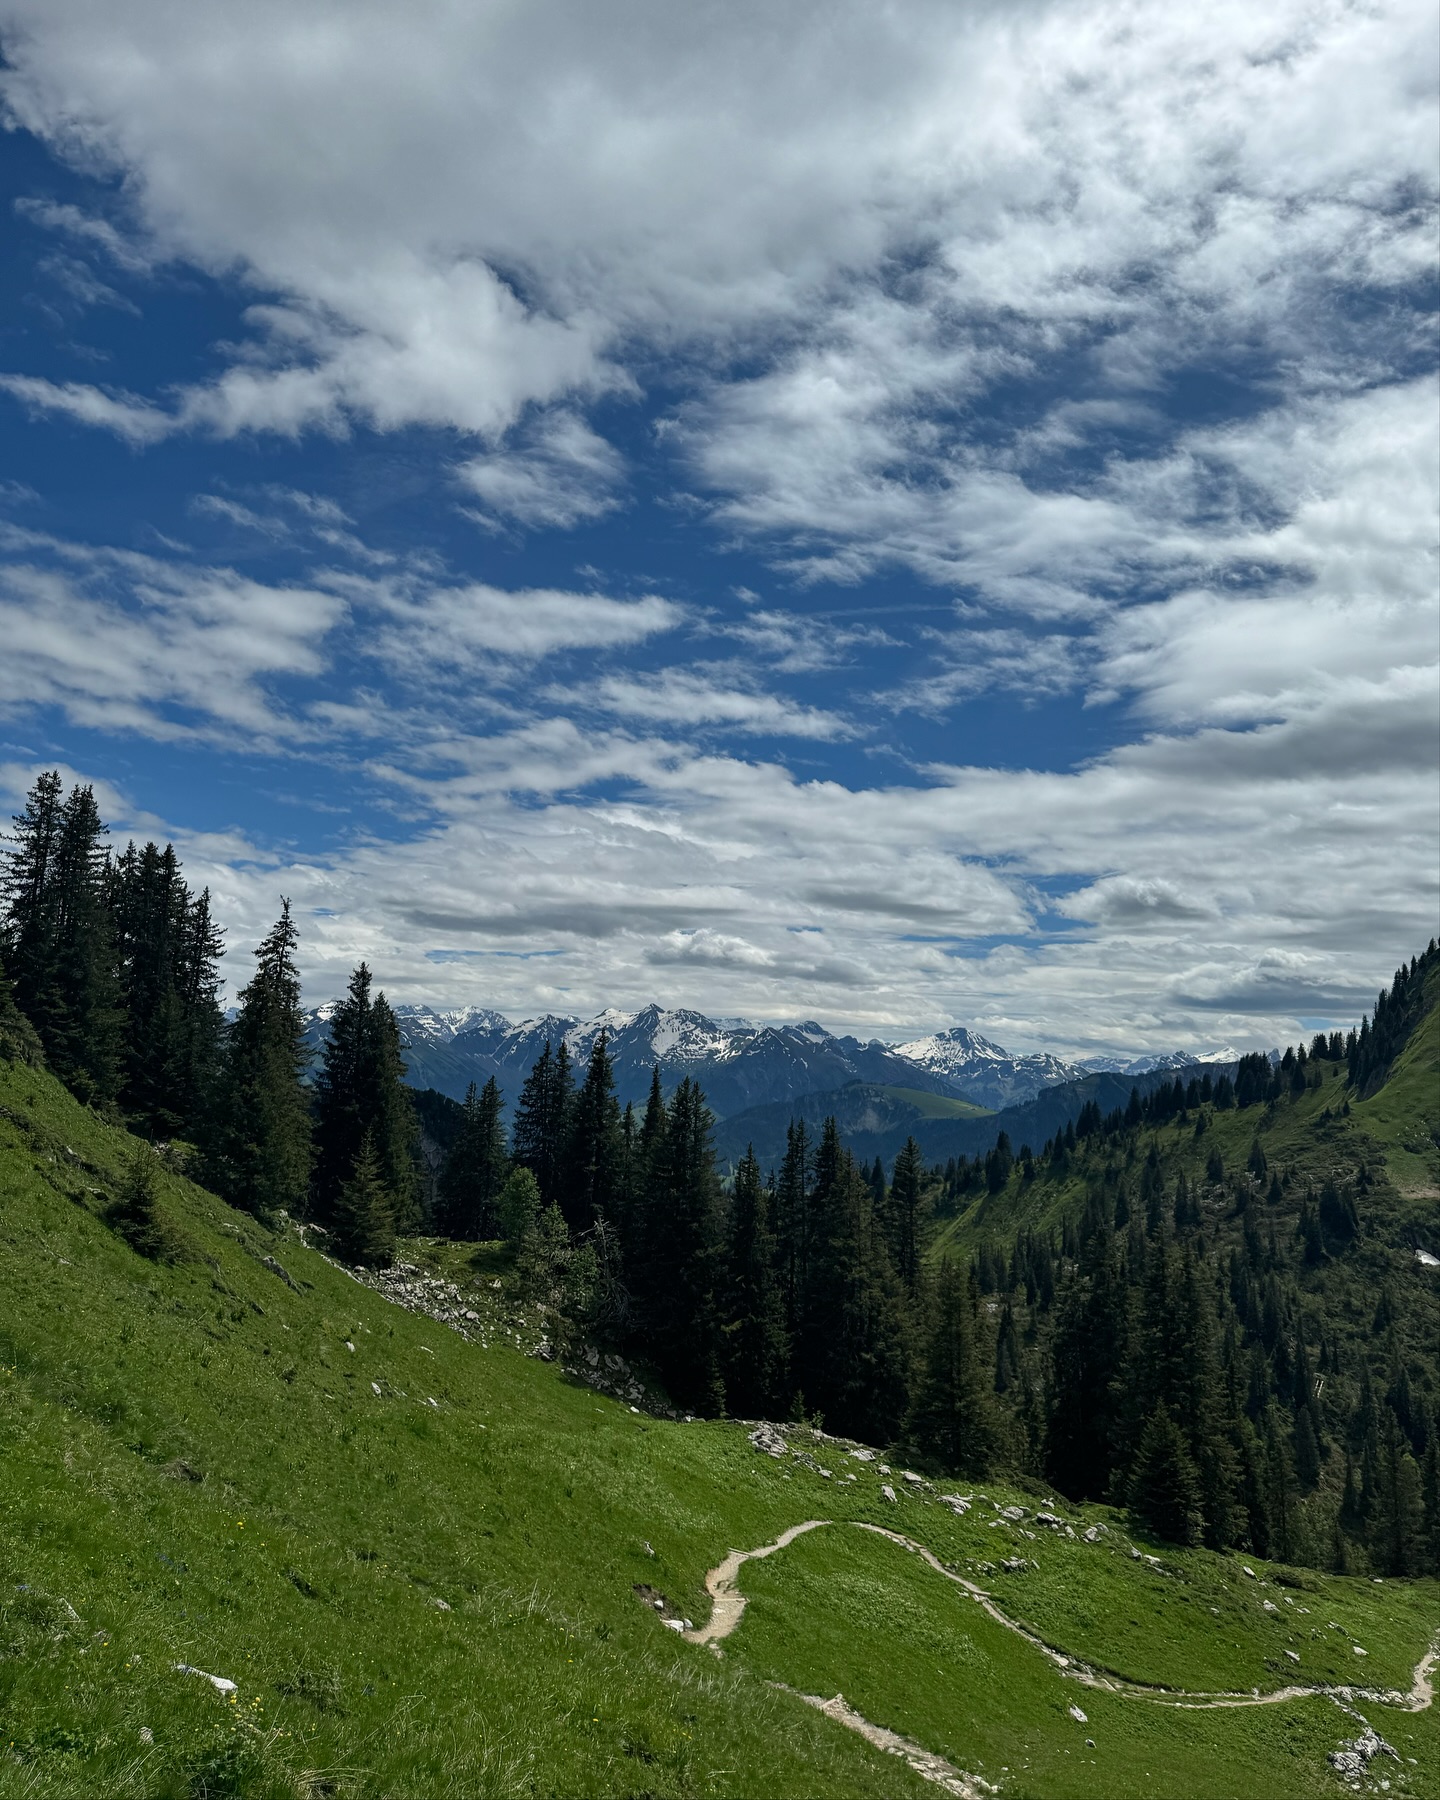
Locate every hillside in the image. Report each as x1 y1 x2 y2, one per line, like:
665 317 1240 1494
714 1064 1201 1173
3 1052 1438 1798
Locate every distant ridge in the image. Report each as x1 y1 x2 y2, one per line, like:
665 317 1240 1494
303 1000 1238 1121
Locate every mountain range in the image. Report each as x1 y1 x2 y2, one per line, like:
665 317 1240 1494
302 1000 1237 1119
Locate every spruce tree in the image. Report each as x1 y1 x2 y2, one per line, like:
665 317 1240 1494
792 1120 910 1444
1 770 64 1027
5 779 124 1107
208 902 312 1218
565 1032 623 1231
107 1144 184 1262
721 1146 788 1419
512 1040 576 1211
1374 1408 1424 1575
331 1132 397 1268
111 841 225 1138
1129 1406 1204 1546
437 1078 508 1238
642 1077 726 1415
908 1257 997 1475
497 1165 541 1245
312 964 417 1230
0 948 44 1065
774 1118 813 1340
888 1137 925 1293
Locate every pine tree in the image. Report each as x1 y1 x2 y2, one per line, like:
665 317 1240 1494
774 1118 813 1340
111 841 225 1138
1 770 64 1028
208 902 312 1219
1129 1406 1204 1546
1046 1246 1128 1501
565 1032 623 1231
331 1132 397 1268
792 1120 910 1444
437 1078 507 1238
641 1078 726 1415
107 1144 184 1262
888 1137 925 1293
5 780 125 1107
497 1165 541 1245
908 1257 997 1475
312 964 417 1230
0 948 44 1065
721 1146 788 1419
512 1040 576 1211
1374 1408 1424 1575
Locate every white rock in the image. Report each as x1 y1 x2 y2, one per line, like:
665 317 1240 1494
1069 1705 1088 1723
881 1484 898 1503
662 1617 686 1633
173 1663 236 1695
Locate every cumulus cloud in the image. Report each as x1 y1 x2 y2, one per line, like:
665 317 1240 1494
0 534 345 741
0 0 1432 1053
458 411 625 530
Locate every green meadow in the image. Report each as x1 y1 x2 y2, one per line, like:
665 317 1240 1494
2 1052 1435 1797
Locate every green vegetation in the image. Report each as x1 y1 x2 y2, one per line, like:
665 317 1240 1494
3 1044 1438 1797
871 1086 994 1121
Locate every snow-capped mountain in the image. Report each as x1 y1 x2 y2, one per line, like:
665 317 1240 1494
1074 1046 1242 1076
892 1025 1082 1111
300 997 1240 1120
442 1004 958 1117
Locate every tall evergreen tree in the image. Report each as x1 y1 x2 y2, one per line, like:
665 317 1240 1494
774 1118 813 1340
312 964 417 1231
110 840 225 1138
437 1078 508 1238
642 1077 726 1415
888 1137 925 1293
792 1119 910 1444
1129 1406 1204 1546
565 1031 624 1231
512 1039 576 1211
908 1257 997 1475
1 769 64 1026
721 1146 788 1419
331 1131 397 1268
208 902 312 1218
2 777 123 1106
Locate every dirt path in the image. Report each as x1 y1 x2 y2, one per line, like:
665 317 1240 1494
779 1685 987 1798
682 1520 829 1646
682 1516 1439 1717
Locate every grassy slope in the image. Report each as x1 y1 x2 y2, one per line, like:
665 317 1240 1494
931 981 1440 1269
871 1086 994 1121
2 1056 1436 1799
1352 964 1440 1200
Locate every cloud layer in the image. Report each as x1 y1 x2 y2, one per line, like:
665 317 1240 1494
0 0 1433 1052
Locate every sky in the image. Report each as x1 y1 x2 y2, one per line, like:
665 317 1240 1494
0 0 1435 1057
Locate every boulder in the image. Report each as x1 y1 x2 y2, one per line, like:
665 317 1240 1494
748 1424 789 1458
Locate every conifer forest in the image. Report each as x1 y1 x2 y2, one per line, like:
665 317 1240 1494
5 770 1437 1585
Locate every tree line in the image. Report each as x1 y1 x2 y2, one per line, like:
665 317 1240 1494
3 772 1435 1574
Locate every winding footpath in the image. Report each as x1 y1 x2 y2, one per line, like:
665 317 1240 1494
673 1518 1438 1794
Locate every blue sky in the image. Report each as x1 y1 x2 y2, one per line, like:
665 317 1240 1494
0 0 1435 1056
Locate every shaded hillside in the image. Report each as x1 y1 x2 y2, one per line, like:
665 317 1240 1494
714 1064 1207 1172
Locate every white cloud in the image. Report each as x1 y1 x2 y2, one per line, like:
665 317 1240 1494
561 667 853 739
356 579 684 678
458 411 625 530
0 534 345 741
